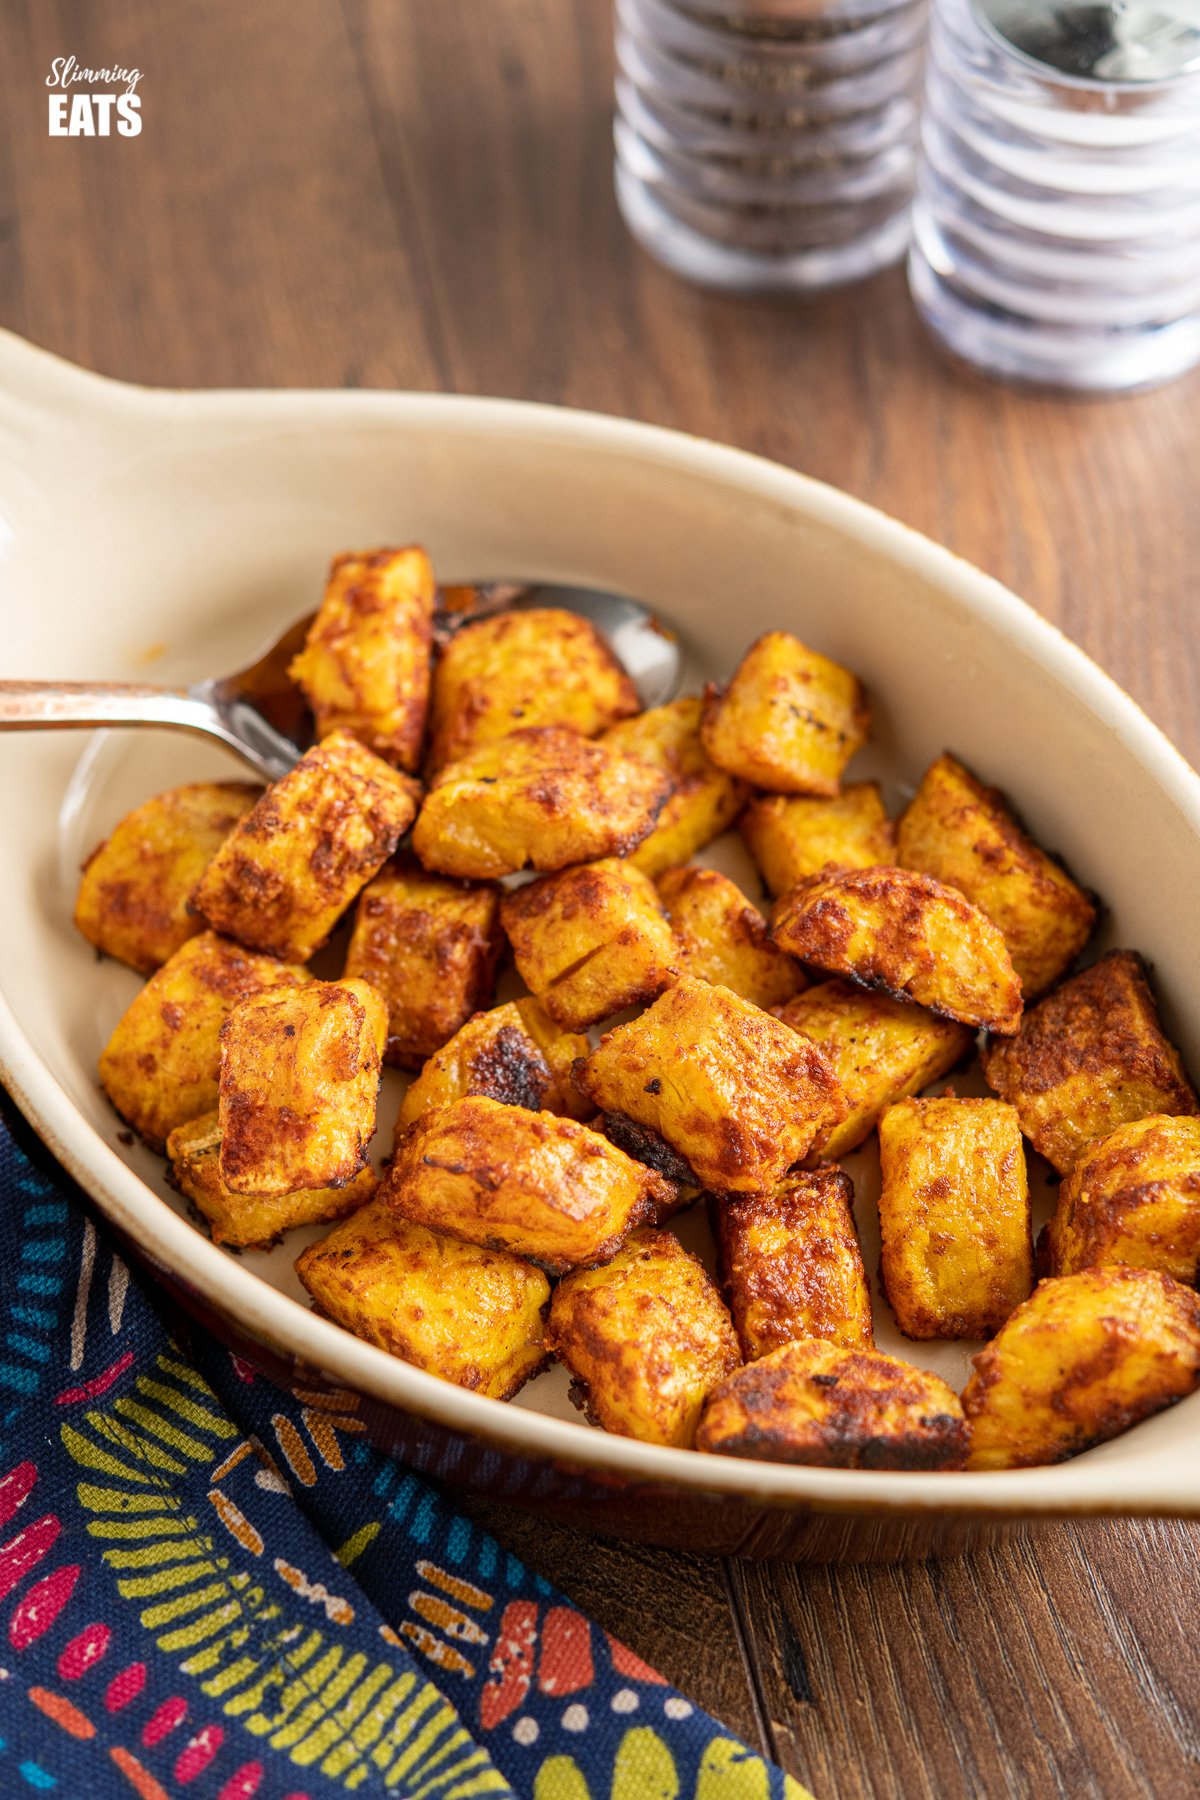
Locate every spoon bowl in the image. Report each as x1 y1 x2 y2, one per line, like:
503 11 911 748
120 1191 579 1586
0 581 682 781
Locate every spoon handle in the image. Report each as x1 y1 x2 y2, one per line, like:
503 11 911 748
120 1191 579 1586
0 680 208 733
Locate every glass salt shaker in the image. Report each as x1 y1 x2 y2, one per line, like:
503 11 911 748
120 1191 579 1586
908 0 1200 392
614 0 932 293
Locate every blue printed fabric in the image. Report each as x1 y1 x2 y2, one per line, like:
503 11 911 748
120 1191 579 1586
0 1095 811 1800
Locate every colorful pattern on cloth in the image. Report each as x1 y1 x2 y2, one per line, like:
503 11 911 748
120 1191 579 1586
0 1098 812 1800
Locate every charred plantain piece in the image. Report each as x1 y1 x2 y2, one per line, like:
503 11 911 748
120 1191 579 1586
897 753 1095 998
217 978 387 1197
547 1227 740 1447
772 864 1023 1034
574 975 847 1194
396 999 590 1135
168 1111 374 1249
500 858 680 1031
878 1096 1031 1340
741 784 894 898
962 1267 1200 1470
412 725 669 880
1043 1113 1200 1282
717 1169 873 1359
98 931 310 1152
426 607 638 774
192 731 421 962
697 1339 969 1469
656 864 802 1010
603 697 746 877
981 950 1198 1176
75 780 260 974
289 546 436 772
297 1197 550 1400
345 858 503 1068
701 631 869 796
382 1096 673 1274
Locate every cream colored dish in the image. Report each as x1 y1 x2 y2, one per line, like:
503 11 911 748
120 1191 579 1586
3 329 1199 1557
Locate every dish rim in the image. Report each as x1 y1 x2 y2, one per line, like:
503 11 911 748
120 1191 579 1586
3 327 1200 1519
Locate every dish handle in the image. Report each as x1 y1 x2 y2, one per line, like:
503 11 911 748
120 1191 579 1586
0 329 153 452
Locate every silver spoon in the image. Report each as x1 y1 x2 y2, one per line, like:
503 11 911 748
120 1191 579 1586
0 582 682 782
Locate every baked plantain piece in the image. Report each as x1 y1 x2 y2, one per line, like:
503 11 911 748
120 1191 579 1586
656 865 803 1010
897 753 1095 998
192 731 421 962
717 1169 873 1359
602 697 746 877
1043 1114 1200 1283
501 859 681 1031
878 1096 1031 1340
343 858 503 1068
296 1197 550 1400
218 979 388 1197
426 608 639 774
98 931 310 1152
774 979 973 1161
772 864 1023 1035
962 1266 1200 1470
696 1338 969 1469
574 975 847 1193
395 999 591 1134
383 1096 673 1273
741 784 895 899
980 951 1199 1176
701 631 870 796
167 1111 375 1249
546 1228 740 1447
75 781 261 975
411 725 670 881
288 546 436 772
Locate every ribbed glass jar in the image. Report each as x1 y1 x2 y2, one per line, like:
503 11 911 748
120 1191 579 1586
614 0 931 293
908 0 1200 392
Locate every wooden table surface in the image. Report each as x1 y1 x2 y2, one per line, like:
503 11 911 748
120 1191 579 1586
6 3 1200 1794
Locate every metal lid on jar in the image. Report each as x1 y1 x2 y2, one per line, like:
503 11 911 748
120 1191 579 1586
975 0 1200 81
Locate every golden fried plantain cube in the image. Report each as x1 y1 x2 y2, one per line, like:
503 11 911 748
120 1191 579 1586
192 731 421 962
218 979 387 1196
546 1228 740 1447
717 1170 872 1359
167 1112 375 1249
774 979 973 1160
656 865 802 1010
574 975 847 1193
1043 1114 1200 1283
343 858 503 1068
962 1267 1200 1470
288 546 436 772
602 698 746 877
740 784 895 899
411 725 669 881
395 999 591 1134
296 1197 550 1400
701 631 870 796
426 608 639 774
696 1338 968 1469
897 753 1095 998
877 1096 1031 1340
98 931 310 1151
772 865 1023 1035
500 859 680 1031
75 781 261 975
383 1096 673 1273
980 951 1198 1176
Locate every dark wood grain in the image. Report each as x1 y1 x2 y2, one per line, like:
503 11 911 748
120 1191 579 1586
4 3 1200 1794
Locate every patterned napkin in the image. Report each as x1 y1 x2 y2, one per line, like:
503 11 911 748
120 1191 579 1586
0 1094 810 1800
